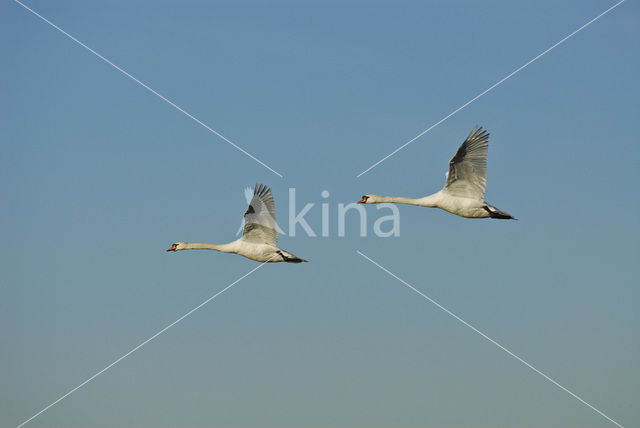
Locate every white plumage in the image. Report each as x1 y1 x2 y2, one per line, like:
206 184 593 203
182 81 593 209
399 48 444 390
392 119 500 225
167 184 307 263
358 126 515 219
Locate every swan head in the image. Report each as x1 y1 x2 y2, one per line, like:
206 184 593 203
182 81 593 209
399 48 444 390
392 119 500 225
166 242 187 252
357 195 376 204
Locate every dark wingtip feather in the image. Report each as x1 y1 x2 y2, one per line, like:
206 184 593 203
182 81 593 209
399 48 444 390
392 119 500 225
470 125 489 140
253 183 271 197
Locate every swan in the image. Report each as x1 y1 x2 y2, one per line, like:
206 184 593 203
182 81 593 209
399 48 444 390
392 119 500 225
167 184 307 263
358 126 516 219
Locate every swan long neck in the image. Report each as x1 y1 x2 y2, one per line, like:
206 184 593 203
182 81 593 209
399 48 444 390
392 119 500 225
183 242 236 253
371 193 440 207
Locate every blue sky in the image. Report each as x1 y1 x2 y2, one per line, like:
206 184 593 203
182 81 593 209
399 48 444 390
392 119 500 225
2 1 639 427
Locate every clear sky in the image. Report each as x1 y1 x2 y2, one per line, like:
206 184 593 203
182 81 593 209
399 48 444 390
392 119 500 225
2 1 639 427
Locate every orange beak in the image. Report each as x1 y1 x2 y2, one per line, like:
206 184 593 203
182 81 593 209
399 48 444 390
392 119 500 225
166 244 177 252
357 198 367 204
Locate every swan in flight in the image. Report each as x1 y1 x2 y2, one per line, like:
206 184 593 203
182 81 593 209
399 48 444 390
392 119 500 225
167 184 307 263
358 126 516 219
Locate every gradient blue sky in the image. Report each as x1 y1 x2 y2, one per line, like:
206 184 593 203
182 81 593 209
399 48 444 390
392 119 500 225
2 1 639 427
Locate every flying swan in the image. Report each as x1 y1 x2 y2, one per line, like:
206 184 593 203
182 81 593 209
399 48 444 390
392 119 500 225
358 126 516 219
167 184 307 262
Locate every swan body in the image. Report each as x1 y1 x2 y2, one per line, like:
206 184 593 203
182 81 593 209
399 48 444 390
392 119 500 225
167 185 307 263
359 127 515 219
168 240 304 263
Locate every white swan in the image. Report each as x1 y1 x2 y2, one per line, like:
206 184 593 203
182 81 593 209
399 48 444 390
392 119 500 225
167 184 307 263
358 126 516 219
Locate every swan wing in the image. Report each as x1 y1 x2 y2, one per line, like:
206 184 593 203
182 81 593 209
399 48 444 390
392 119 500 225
443 126 489 199
241 184 278 245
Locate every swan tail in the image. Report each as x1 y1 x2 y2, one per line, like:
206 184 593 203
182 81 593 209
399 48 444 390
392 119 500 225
277 250 308 263
484 204 517 220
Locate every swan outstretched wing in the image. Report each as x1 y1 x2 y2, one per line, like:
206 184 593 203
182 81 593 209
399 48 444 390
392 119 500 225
241 184 278 245
443 126 489 199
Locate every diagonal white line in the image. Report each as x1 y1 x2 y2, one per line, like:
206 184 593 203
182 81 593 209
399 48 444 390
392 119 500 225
15 260 270 428
14 0 283 178
356 250 625 428
356 0 625 178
